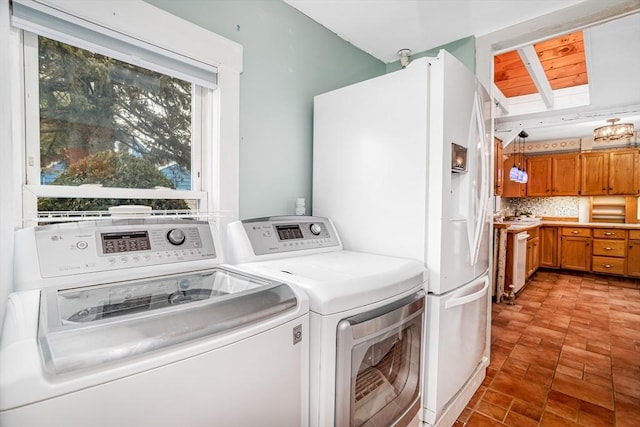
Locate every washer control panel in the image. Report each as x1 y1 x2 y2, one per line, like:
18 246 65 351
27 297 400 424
242 216 340 255
34 220 217 278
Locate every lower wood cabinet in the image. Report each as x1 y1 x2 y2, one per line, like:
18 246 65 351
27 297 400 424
539 226 559 268
560 227 592 271
505 224 640 278
526 229 539 278
627 230 640 277
591 228 626 275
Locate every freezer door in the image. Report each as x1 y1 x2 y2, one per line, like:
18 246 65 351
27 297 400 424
422 275 489 425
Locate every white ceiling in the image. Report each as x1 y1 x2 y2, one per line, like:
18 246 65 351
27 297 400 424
285 0 586 64
285 0 640 143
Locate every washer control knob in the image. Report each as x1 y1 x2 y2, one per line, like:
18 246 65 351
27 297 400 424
167 229 186 246
309 223 322 236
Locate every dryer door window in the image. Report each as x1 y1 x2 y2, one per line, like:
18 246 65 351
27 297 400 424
335 291 424 426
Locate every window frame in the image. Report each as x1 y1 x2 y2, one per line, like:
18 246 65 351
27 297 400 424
22 31 209 218
8 0 242 228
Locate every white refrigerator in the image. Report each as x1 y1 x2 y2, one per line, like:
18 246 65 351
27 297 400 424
312 50 492 427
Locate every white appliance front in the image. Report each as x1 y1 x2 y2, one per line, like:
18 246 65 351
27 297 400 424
1 219 310 427
312 50 493 426
226 216 427 427
312 50 492 294
513 231 530 293
423 274 490 427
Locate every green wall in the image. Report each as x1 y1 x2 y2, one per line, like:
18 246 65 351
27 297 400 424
146 0 385 219
386 36 476 73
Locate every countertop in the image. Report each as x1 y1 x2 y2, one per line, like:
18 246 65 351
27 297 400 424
494 220 640 233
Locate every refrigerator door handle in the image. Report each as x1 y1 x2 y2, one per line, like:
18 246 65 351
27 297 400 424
469 92 489 265
444 276 488 309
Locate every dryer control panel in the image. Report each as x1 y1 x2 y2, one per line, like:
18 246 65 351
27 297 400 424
241 216 340 256
31 220 217 278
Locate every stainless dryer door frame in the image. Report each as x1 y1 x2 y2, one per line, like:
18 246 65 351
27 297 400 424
335 290 425 427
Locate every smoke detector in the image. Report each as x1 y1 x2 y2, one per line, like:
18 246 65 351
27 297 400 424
398 49 412 68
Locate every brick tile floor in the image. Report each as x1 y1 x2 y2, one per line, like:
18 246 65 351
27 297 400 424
456 269 640 427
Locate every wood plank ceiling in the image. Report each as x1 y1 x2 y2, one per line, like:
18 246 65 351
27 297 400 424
494 31 588 98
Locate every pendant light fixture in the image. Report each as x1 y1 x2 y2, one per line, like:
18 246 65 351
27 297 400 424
519 130 528 184
509 130 528 183
509 145 519 181
593 118 634 142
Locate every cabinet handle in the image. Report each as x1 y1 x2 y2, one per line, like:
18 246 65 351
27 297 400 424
571 230 579 234
604 232 614 236
604 247 614 250
602 264 612 268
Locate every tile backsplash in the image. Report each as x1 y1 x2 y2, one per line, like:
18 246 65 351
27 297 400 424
502 197 580 218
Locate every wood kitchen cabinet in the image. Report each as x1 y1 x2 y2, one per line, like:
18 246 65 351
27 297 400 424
609 149 639 195
580 149 640 196
627 230 640 277
494 138 504 196
591 228 626 275
525 228 539 278
539 226 559 268
526 156 552 196
502 155 526 197
560 227 591 271
526 153 580 196
552 153 581 195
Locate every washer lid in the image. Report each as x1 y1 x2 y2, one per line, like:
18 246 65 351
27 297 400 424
38 268 299 375
237 251 426 315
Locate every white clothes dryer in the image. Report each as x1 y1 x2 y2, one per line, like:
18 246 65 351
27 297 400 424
0 218 309 427
226 216 427 427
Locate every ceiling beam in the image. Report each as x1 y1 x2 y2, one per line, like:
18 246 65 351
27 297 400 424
517 45 554 109
495 103 640 133
492 83 509 116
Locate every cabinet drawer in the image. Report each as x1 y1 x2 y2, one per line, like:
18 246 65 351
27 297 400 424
562 227 591 237
593 229 626 239
592 256 625 275
629 230 640 240
592 240 625 257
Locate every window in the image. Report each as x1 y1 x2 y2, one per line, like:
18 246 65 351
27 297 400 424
8 0 242 226
33 35 198 212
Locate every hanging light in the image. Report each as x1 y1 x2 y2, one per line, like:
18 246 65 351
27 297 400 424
519 131 528 184
509 130 528 183
509 142 519 181
593 118 635 142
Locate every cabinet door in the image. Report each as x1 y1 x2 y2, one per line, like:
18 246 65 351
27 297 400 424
526 156 552 196
580 152 609 195
560 237 591 271
609 149 639 195
628 240 640 277
526 237 539 278
539 227 559 268
502 156 526 197
552 153 581 195
494 138 504 196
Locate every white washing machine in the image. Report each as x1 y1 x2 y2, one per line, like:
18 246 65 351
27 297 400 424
0 218 309 427
226 216 427 427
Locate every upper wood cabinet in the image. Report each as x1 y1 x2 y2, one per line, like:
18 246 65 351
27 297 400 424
494 138 503 196
553 153 582 195
526 153 580 196
580 149 639 196
526 156 552 196
502 155 526 197
609 149 640 195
